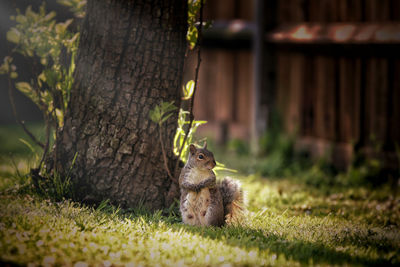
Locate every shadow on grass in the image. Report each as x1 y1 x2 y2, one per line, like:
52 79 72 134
167 223 395 266
119 202 398 267
104 200 398 267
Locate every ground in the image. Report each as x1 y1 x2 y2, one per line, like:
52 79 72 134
0 124 399 266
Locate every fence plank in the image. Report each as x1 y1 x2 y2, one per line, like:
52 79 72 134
277 0 290 24
238 0 253 20
237 51 253 127
326 57 337 141
392 0 400 21
277 52 291 131
214 51 234 122
353 58 362 142
302 54 316 136
348 0 363 21
376 59 389 144
289 53 305 134
391 60 400 144
292 0 306 22
315 56 326 138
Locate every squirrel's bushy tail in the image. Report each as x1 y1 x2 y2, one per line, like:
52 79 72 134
217 177 246 225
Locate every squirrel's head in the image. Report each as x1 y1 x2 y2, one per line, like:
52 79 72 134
188 142 216 170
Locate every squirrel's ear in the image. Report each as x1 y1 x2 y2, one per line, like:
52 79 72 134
189 144 196 155
203 141 207 149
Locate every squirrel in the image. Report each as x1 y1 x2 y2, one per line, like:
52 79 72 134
179 142 245 227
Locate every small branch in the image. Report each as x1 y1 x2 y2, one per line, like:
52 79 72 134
159 123 177 183
7 72 45 149
174 0 204 175
31 58 52 169
189 0 204 119
38 113 51 169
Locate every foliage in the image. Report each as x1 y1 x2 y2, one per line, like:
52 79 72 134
1 149 399 266
149 101 180 179
149 100 207 165
255 113 300 177
150 0 213 171
1 3 80 129
0 1 86 200
173 109 207 163
57 0 87 18
182 79 195 100
149 101 178 127
172 78 207 164
222 111 393 190
187 0 202 49
227 138 250 156
32 153 77 202
187 0 212 49
0 57 18 79
30 170 73 202
254 130 392 189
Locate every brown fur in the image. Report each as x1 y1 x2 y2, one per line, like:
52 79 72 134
179 143 245 227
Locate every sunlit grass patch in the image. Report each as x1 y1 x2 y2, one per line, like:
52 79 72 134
0 170 399 266
0 124 399 266
0 194 297 266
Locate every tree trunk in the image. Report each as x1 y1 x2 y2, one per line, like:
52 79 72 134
53 0 187 210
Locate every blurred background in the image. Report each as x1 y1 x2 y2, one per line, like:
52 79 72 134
186 0 400 177
0 0 74 124
1 0 399 182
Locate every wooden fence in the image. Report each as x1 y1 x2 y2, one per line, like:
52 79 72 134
187 0 400 169
271 1 400 169
186 0 254 141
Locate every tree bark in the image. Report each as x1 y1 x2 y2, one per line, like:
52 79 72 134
53 0 187 210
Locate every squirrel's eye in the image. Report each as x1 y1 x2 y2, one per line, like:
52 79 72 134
198 154 204 160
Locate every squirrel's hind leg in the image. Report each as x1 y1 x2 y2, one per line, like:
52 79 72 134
204 188 224 226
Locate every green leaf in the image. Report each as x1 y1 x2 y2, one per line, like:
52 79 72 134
172 108 208 162
182 80 195 100
19 138 35 153
203 20 213 30
15 82 33 95
43 11 57 22
55 108 64 127
56 19 73 34
44 69 58 87
40 90 53 106
10 72 18 79
6 28 21 44
193 120 207 125
0 56 14 74
37 72 46 87
161 101 177 113
149 108 160 123
0 65 8 75
40 58 48 65
15 14 27 24
160 112 174 123
187 26 198 50
150 101 177 124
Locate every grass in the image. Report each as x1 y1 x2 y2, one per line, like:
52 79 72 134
0 124 399 266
